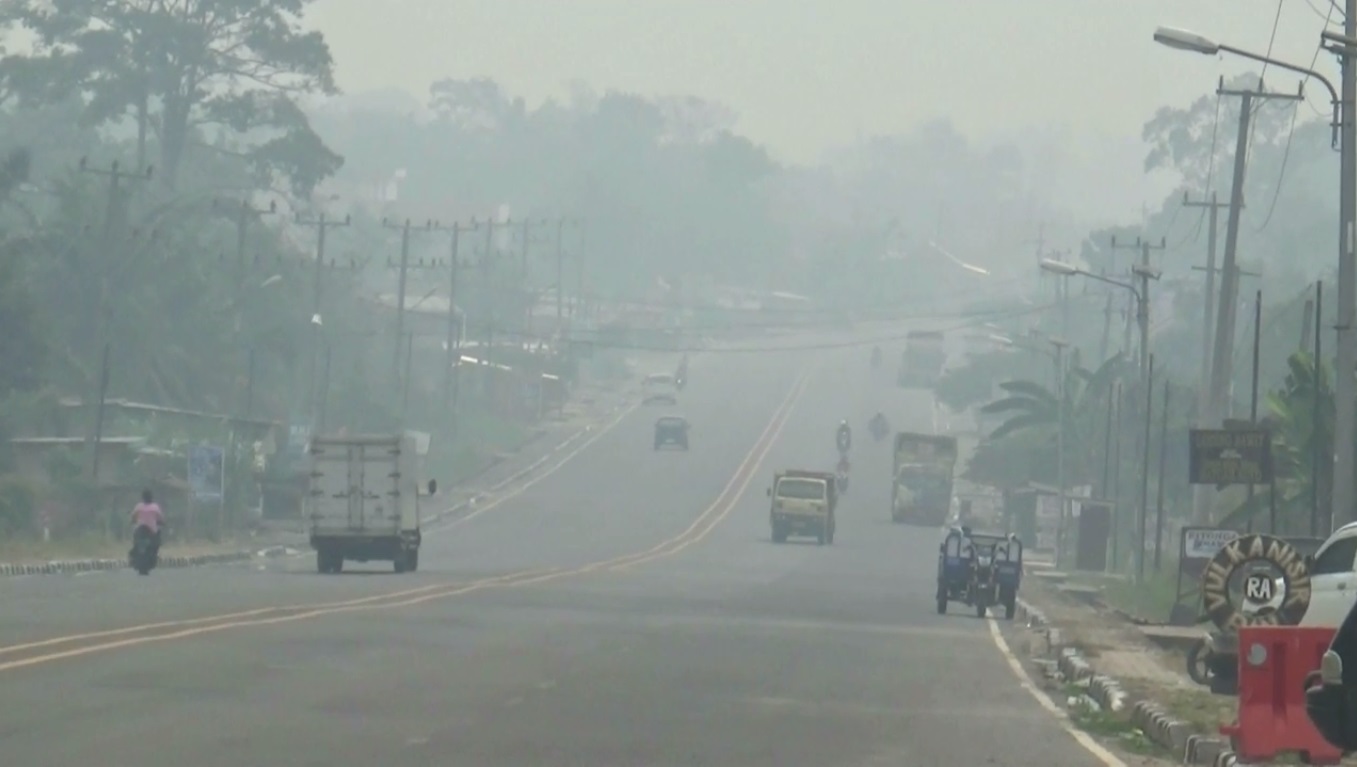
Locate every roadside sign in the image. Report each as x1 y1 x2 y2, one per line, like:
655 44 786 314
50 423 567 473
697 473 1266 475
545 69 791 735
1171 526 1240 625
1188 428 1273 485
1183 528 1241 559
287 419 311 457
187 445 225 503
1244 573 1275 605
1200 533 1310 631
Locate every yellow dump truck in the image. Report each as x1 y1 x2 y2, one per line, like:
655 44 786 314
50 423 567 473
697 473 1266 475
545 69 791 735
767 469 838 545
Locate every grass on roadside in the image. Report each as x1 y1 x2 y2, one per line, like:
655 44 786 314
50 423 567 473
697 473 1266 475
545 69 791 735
1066 567 1183 623
0 531 259 565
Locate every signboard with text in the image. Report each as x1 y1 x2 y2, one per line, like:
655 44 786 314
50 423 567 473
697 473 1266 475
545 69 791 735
1188 428 1273 486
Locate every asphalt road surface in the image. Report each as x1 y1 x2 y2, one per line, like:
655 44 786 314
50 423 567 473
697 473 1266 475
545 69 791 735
0 338 1122 766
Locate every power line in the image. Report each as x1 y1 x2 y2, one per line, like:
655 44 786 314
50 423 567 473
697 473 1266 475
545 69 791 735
1177 92 1226 249
1253 0 1336 231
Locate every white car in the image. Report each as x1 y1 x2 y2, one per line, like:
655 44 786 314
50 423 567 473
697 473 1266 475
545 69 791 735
641 373 679 405
1301 522 1357 627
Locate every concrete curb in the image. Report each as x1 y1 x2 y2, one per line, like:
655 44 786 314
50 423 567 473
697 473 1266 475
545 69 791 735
1016 598 1230 763
0 550 255 576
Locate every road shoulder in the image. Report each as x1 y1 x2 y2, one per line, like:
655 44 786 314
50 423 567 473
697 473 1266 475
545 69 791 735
999 572 1238 765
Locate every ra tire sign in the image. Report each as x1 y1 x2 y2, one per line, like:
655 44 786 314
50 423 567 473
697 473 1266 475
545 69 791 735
1244 572 1276 605
1201 533 1310 631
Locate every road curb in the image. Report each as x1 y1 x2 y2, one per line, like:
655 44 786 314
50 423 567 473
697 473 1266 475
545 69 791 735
0 550 257 576
1015 598 1230 763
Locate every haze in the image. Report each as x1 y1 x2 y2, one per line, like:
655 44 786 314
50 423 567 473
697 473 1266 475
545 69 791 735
0 0 1349 764
313 0 1337 221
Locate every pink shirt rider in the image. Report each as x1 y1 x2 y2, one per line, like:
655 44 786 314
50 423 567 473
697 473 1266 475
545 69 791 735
131 502 165 533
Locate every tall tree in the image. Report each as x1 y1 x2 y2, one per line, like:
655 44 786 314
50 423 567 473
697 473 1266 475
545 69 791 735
0 0 342 192
1141 71 1295 191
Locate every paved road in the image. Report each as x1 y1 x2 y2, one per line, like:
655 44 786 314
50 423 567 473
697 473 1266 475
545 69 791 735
0 337 1120 766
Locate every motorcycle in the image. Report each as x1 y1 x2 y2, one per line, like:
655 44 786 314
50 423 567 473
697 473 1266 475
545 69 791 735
968 548 998 618
835 459 850 494
869 413 889 442
129 525 160 575
836 427 851 456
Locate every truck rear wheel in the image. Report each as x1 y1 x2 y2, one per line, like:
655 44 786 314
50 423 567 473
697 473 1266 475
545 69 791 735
393 552 410 574
408 550 420 572
317 549 341 574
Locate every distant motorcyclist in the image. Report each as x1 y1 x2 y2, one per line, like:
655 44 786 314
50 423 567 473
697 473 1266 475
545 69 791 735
836 420 852 453
870 411 889 439
130 488 165 560
959 524 975 559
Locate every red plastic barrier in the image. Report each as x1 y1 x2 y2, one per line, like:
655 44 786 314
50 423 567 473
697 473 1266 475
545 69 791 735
1220 625 1343 764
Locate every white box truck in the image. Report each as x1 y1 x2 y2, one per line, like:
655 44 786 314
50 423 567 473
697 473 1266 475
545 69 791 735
306 433 435 574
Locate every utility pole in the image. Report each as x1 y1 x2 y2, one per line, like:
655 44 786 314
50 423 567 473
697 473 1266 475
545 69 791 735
1111 236 1166 374
428 220 465 419
214 197 276 420
1182 191 1229 403
574 219 589 322
1324 21 1357 529
1098 290 1114 362
382 217 432 395
216 198 279 303
78 158 152 482
555 218 567 333
519 218 537 340
1209 81 1303 434
294 211 351 432
473 215 504 385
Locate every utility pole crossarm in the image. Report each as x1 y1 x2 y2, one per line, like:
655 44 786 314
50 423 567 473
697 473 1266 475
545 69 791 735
1216 84 1305 102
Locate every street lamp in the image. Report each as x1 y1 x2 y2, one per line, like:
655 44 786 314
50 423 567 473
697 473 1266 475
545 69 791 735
1040 259 1155 373
1155 24 1353 530
1039 258 1077 276
928 240 992 276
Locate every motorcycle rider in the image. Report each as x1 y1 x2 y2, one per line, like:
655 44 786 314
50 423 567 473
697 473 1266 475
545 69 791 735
130 488 165 561
836 419 852 453
870 411 889 438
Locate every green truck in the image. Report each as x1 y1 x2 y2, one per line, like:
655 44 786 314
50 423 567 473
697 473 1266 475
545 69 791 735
891 432 958 525
897 330 946 388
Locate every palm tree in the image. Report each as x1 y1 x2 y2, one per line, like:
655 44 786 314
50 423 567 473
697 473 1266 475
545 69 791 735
1221 351 1333 532
977 354 1127 488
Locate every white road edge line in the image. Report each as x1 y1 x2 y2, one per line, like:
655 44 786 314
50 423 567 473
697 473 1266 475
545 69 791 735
985 618 1128 767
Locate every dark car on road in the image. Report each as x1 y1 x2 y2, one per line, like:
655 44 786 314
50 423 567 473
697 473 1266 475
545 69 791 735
654 416 689 451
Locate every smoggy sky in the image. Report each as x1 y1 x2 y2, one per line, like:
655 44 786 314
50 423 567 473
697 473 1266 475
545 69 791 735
307 0 1342 220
